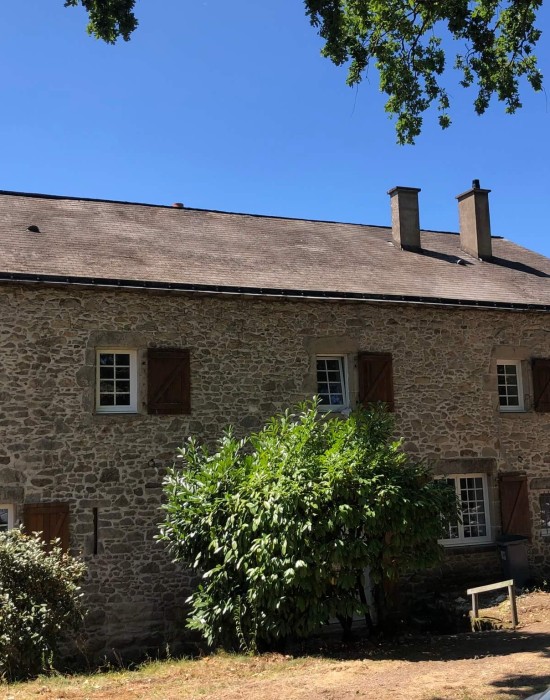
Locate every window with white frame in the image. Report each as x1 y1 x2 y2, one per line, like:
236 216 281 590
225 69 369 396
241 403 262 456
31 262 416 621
0 504 14 532
497 361 524 411
316 355 349 410
540 494 550 536
96 349 138 413
439 474 492 546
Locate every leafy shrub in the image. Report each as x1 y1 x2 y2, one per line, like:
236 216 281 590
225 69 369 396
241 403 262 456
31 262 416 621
0 529 86 680
159 401 456 651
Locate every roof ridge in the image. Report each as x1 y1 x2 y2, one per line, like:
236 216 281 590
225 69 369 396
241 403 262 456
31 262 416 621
0 188 470 236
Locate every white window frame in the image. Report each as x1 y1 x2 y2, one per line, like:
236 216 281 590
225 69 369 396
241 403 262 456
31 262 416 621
0 504 14 532
497 360 524 412
439 473 492 547
316 355 350 411
96 349 138 414
540 493 550 537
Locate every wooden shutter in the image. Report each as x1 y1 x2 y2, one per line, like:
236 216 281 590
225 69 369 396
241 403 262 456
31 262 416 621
148 348 191 415
533 359 550 413
499 475 531 538
358 352 395 411
23 503 70 552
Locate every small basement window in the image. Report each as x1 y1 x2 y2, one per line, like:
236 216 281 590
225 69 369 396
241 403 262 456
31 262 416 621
497 361 524 411
0 504 14 532
316 355 349 410
96 349 138 413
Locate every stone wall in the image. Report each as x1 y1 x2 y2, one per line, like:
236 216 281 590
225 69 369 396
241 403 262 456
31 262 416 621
0 282 549 655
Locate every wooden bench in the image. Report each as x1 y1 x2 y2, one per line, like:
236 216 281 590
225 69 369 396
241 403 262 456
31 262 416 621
467 579 518 629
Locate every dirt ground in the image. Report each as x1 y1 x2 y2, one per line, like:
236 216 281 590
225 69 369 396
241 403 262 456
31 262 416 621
6 590 550 700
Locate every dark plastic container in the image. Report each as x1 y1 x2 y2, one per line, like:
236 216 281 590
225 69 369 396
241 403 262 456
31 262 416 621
496 535 530 587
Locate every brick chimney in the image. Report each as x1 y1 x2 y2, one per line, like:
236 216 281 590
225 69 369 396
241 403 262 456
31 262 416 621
456 180 492 260
388 186 421 251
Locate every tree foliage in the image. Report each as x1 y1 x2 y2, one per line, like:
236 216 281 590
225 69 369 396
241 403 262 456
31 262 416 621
305 0 543 143
0 529 86 680
158 401 456 651
64 0 138 43
64 0 543 144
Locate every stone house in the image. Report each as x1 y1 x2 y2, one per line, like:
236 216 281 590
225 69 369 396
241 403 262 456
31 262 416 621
0 183 549 656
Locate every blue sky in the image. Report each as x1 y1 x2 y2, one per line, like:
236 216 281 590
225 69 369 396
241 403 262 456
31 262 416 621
1 1 549 256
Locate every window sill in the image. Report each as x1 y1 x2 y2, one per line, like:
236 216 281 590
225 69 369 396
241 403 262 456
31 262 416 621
318 405 351 413
94 411 141 419
498 409 531 417
442 542 496 556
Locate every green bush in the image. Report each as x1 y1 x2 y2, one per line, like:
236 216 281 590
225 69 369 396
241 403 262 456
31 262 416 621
0 529 86 680
159 401 456 651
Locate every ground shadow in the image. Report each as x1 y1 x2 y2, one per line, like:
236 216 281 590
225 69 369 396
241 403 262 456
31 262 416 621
426 672 550 699
295 628 550 664
490 672 550 698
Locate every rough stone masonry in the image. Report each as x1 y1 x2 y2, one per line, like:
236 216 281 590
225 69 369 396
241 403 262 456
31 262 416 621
0 281 549 656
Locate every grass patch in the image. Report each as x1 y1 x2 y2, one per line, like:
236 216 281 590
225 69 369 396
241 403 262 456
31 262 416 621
4 652 310 699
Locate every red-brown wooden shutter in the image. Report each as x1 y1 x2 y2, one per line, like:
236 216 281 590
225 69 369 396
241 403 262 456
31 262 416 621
358 352 395 411
23 503 70 552
148 348 191 415
499 475 531 539
533 359 550 413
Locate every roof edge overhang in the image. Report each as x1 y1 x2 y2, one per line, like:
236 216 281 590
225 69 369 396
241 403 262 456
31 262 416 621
0 271 548 312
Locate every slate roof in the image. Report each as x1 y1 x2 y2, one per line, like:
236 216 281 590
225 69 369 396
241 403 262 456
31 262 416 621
0 190 549 309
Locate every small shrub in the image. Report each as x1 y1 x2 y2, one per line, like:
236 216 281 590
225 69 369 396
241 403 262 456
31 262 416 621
0 529 86 680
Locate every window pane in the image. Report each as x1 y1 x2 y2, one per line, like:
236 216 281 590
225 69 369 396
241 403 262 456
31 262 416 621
0 509 8 531
498 363 521 409
116 366 130 379
439 475 489 545
316 357 346 407
456 476 487 542
448 525 459 539
97 349 136 412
